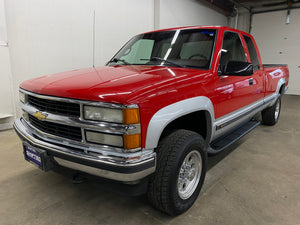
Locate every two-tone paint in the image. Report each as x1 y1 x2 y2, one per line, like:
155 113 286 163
18 26 289 182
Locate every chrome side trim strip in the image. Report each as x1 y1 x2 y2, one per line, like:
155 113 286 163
215 103 263 131
264 93 277 104
214 93 279 129
215 99 264 129
215 93 278 131
213 94 279 140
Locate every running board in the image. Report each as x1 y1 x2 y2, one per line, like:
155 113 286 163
208 120 261 155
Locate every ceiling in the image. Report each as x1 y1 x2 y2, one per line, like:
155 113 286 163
201 0 300 16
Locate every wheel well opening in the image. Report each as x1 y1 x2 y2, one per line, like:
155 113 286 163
160 111 209 142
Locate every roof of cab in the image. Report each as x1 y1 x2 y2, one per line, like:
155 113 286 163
142 26 250 35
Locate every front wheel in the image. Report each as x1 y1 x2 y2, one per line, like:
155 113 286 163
147 129 207 215
262 95 281 126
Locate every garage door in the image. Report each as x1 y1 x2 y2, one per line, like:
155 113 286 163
251 9 300 95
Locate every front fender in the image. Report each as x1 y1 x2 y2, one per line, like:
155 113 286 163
144 96 215 149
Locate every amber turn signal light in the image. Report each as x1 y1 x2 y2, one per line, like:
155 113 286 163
123 108 140 124
123 133 141 149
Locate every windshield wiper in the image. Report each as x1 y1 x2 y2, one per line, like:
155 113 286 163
108 58 131 65
141 57 185 68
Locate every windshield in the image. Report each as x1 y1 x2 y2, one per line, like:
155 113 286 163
107 29 217 69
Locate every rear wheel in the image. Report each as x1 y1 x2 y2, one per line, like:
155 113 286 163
262 95 281 126
147 129 207 215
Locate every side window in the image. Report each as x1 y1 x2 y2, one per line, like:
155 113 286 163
243 35 260 70
220 32 247 69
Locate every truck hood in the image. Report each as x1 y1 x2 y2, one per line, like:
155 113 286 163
20 65 206 104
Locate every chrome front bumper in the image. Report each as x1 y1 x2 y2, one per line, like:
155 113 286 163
14 118 156 182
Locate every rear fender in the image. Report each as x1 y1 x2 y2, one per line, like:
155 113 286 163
269 78 286 106
276 78 286 95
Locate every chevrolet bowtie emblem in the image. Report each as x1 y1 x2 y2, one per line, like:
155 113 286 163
34 111 48 120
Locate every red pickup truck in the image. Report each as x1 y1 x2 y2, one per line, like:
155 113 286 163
14 26 289 215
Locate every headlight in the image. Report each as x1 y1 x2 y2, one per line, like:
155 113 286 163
85 131 123 147
83 105 141 150
19 91 25 103
84 106 123 123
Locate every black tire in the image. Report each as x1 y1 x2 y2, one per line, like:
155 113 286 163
262 95 281 126
147 129 207 215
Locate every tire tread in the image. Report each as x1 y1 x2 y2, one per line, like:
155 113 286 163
262 95 281 126
147 129 206 215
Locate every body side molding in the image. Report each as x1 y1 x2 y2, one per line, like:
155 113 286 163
144 96 215 150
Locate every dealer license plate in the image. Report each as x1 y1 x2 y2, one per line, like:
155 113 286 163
24 144 42 167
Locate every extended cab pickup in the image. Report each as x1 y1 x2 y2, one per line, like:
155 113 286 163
14 26 289 215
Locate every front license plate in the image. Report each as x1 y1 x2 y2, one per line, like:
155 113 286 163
24 145 42 167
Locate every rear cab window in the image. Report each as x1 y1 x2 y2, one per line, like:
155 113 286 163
243 35 260 70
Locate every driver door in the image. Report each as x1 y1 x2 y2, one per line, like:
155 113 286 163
214 31 263 119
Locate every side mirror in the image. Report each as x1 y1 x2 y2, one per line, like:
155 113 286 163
220 61 254 76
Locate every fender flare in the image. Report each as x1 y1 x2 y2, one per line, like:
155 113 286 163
268 78 286 106
144 96 215 150
276 78 286 95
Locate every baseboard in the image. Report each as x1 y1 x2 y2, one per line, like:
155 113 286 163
0 117 14 131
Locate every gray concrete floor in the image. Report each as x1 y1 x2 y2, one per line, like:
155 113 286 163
0 95 299 225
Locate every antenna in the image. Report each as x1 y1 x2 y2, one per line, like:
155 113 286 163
92 10 96 68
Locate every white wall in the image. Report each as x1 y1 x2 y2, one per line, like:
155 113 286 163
93 0 154 67
4 0 154 117
2 0 229 127
0 0 15 130
159 0 227 28
252 9 300 95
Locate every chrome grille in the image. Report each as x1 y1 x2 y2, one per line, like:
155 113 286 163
29 114 82 142
27 95 80 117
